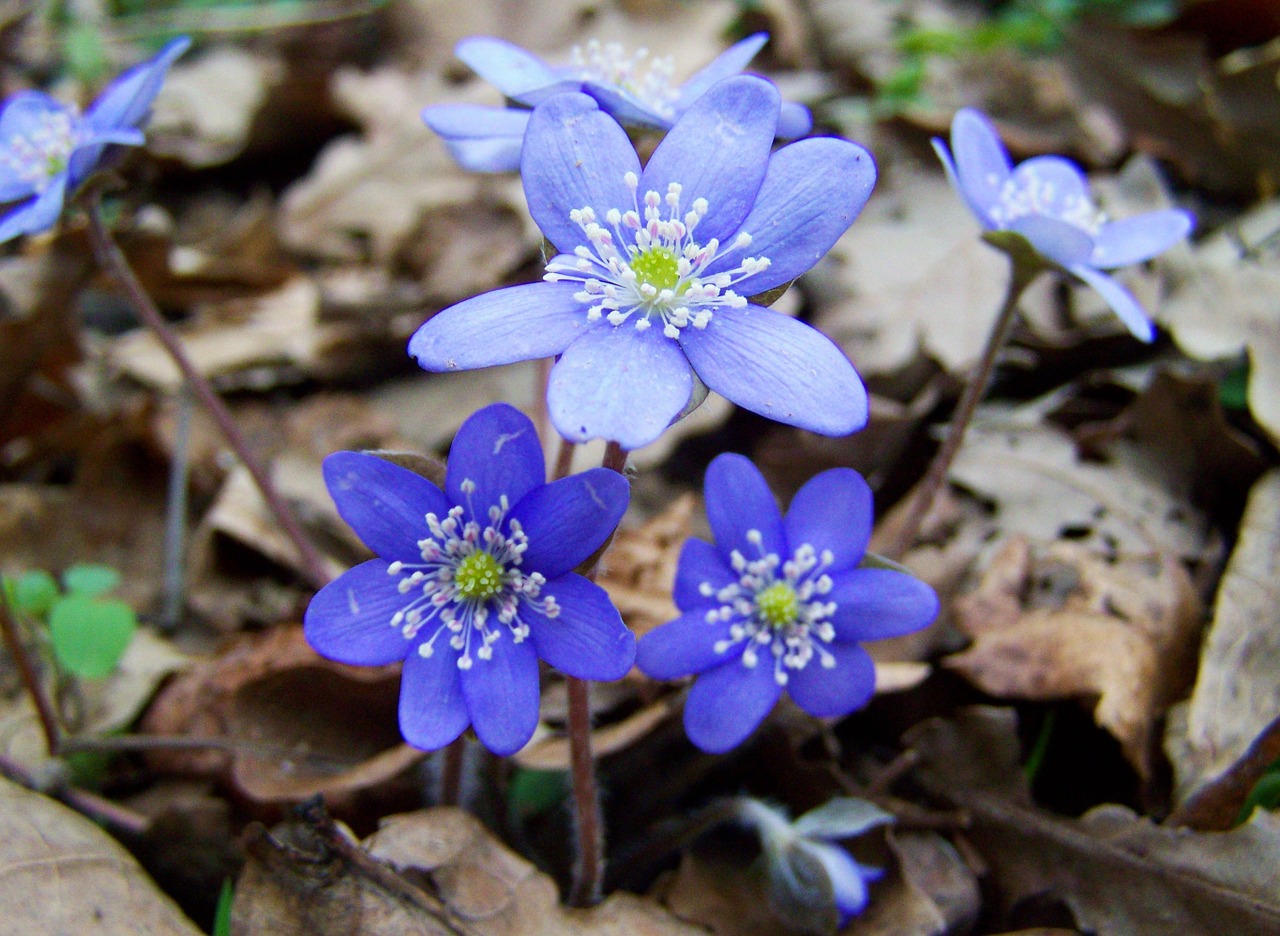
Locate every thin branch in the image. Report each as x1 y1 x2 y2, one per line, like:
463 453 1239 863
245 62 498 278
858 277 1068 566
0 588 61 755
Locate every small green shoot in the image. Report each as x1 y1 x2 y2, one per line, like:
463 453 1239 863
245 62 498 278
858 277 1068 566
213 877 235 936
1237 756 1280 825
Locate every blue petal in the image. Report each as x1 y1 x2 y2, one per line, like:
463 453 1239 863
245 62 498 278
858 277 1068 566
1091 209 1193 268
304 559 413 665
422 104 528 173
399 644 469 751
445 403 545 518
547 323 693 450
455 37 558 100
1010 155 1091 218
0 93 72 202
1009 214 1094 267
525 573 635 680
804 841 872 923
679 303 867 437
509 468 630 578
409 281 590 371
717 136 875 297
84 36 190 132
787 642 875 718
673 537 736 612
581 84 668 128
704 453 786 561
521 93 642 255
636 608 740 680
322 451 448 562
1069 263 1155 342
684 655 781 753
639 75 778 245
784 468 872 574
827 569 940 642
776 101 813 139
459 633 541 756
947 108 1011 223
0 175 67 243
438 133 524 173
677 33 768 105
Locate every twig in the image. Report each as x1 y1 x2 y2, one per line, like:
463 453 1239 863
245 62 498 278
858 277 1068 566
84 198 331 590
0 752 151 836
0 588 62 755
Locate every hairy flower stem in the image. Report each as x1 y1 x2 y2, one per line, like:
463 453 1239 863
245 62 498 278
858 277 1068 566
85 200 331 590
883 263 1038 560
440 739 464 807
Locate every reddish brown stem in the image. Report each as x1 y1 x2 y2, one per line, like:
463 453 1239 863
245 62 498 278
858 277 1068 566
0 589 61 755
440 738 464 807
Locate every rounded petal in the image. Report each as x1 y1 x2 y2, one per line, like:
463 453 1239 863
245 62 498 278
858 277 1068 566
1091 209 1193 268
459 633 541 756
680 303 867 437
0 176 66 243
776 101 813 139
805 841 873 923
84 36 191 132
704 453 786 560
521 93 642 255
827 568 939 642
637 608 740 680
445 403 545 517
399 644 469 751
304 559 413 665
0 93 72 202
1069 263 1155 342
409 281 590 372
784 468 872 574
322 451 448 562
547 323 693 450
719 136 875 298
455 37 558 99
525 574 635 680
423 104 528 173
639 75 778 245
948 107 1012 221
510 468 630 578
684 655 781 753
1009 214 1094 267
1010 155 1090 216
581 84 668 128
677 33 768 104
787 642 875 718
673 537 736 612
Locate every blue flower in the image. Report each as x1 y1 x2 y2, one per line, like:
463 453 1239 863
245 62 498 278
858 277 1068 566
636 453 938 753
423 33 812 173
304 403 635 757
0 37 190 243
411 76 873 451
934 107 1193 342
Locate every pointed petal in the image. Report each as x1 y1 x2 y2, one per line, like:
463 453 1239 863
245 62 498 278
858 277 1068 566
827 568 939 642
677 33 768 104
685 656 781 753
322 451 448 562
680 303 867 437
304 559 413 665
455 37 558 99
787 642 875 718
639 75 778 245
460 634 541 756
718 136 875 298
1091 209 1193 268
510 468 629 578
445 403 545 517
673 537 736 612
949 107 1012 221
0 176 67 243
525 574 635 680
704 453 786 560
776 101 813 139
547 323 693 450
84 36 190 132
422 104 528 173
805 841 872 923
399 645 469 751
1009 214 1094 267
581 84 667 128
637 608 740 680
410 282 589 372
784 468 872 574
521 93 642 255
1070 263 1155 342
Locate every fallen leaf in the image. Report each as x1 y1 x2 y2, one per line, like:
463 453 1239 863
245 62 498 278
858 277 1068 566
596 494 693 640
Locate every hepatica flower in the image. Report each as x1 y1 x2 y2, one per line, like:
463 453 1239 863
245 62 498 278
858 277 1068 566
934 107 1193 342
411 76 874 451
636 454 938 753
0 36 190 243
304 403 635 757
424 33 812 173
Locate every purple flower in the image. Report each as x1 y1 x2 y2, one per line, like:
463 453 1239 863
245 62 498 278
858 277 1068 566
0 37 190 243
304 403 635 757
636 453 938 753
411 76 873 451
423 33 812 173
934 107 1193 342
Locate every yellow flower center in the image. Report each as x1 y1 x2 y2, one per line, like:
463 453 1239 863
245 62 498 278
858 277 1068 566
631 246 680 293
756 581 799 628
454 551 503 601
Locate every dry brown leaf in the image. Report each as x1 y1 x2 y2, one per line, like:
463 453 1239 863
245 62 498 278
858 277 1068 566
0 776 202 934
947 536 1201 777
597 494 693 640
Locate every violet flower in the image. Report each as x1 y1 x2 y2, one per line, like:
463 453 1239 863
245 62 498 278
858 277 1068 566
423 33 812 173
933 107 1193 341
0 36 190 243
304 403 634 757
636 454 938 753
411 76 873 451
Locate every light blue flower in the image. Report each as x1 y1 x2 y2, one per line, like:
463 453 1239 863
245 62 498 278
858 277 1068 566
934 106 1193 341
0 37 190 242
423 33 812 173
